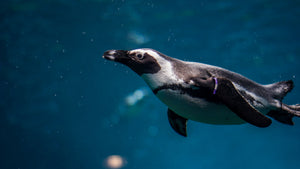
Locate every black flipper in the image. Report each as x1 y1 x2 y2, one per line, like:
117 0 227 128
214 77 272 128
167 109 188 137
267 110 294 125
190 76 272 127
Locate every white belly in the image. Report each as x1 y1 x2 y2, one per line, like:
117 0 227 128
156 89 246 125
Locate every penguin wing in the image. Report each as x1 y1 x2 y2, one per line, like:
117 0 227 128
167 108 188 137
213 77 272 127
191 76 272 127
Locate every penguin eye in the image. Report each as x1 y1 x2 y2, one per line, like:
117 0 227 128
136 54 144 60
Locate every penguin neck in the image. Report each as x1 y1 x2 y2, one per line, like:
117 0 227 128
141 61 185 90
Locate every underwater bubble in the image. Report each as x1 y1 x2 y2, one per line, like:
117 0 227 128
105 155 126 169
125 95 136 106
125 87 150 106
127 30 150 45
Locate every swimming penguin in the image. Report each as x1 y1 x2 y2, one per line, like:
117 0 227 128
103 48 300 137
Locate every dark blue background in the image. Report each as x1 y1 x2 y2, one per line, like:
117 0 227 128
1 0 300 169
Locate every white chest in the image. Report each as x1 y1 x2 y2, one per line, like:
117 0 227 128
156 89 246 125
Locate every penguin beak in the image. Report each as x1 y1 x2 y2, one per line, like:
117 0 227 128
103 50 129 63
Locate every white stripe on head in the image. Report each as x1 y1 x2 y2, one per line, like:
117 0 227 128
129 48 183 89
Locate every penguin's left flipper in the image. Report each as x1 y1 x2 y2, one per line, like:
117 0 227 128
167 109 188 137
214 77 272 127
191 77 272 128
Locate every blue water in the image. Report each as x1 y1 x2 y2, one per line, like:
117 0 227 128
1 0 300 169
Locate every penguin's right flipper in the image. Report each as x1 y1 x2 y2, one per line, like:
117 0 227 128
215 78 272 127
167 108 188 137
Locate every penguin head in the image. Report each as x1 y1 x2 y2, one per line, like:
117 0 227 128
103 48 185 89
103 48 162 75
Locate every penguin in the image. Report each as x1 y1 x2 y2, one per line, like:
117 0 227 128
103 48 300 137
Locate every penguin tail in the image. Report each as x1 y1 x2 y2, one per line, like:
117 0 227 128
282 104 300 116
267 104 300 125
265 80 300 125
265 80 294 100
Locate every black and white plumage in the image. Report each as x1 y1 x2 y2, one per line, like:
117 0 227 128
103 48 300 137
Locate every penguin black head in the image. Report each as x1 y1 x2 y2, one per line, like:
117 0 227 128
103 48 162 75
